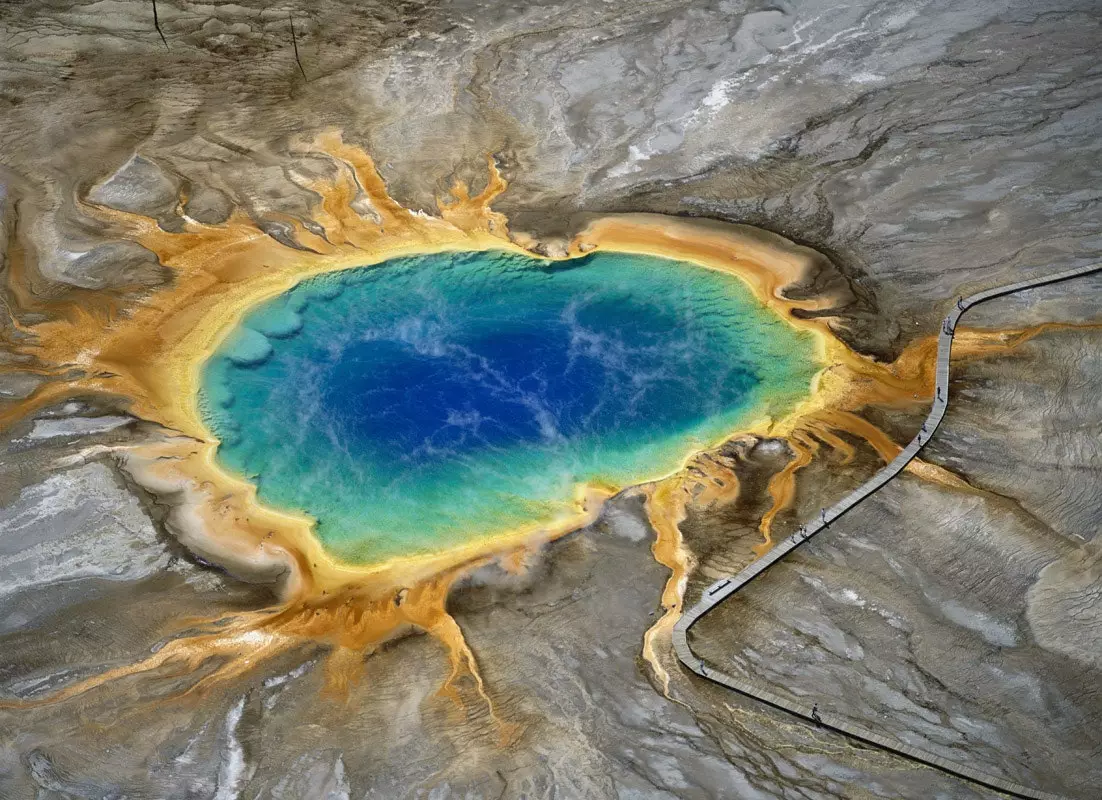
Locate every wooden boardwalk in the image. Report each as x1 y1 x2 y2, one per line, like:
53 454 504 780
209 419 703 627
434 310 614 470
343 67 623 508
673 263 1102 800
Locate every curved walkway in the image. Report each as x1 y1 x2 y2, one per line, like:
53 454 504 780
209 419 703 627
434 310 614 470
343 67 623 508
673 262 1102 800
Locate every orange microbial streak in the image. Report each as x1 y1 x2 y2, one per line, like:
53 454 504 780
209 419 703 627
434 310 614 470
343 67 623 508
0 133 546 721
0 131 1077 713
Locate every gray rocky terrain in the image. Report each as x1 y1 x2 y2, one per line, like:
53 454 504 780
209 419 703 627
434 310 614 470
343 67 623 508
2 0 1101 798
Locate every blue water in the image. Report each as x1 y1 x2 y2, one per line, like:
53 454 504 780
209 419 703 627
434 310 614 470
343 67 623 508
201 250 819 564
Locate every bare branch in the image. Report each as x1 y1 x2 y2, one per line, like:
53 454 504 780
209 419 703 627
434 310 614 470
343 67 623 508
152 0 168 49
289 14 307 81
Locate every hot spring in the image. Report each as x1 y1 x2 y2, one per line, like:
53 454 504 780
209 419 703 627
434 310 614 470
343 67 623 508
200 250 821 564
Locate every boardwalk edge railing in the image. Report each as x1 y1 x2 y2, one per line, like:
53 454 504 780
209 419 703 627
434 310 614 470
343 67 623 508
672 262 1102 800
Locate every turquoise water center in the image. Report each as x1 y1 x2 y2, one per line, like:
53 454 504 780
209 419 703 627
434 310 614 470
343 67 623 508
200 250 821 564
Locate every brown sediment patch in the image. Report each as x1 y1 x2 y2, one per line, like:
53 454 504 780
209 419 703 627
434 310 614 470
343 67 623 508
0 131 1067 713
757 432 818 557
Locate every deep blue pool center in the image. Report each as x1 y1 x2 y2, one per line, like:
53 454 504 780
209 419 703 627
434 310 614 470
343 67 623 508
201 249 819 563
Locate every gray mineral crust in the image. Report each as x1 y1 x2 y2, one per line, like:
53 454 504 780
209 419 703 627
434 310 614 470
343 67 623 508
1 1 1101 798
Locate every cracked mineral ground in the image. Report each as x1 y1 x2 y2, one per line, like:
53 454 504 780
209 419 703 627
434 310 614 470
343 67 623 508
1 1 1101 799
